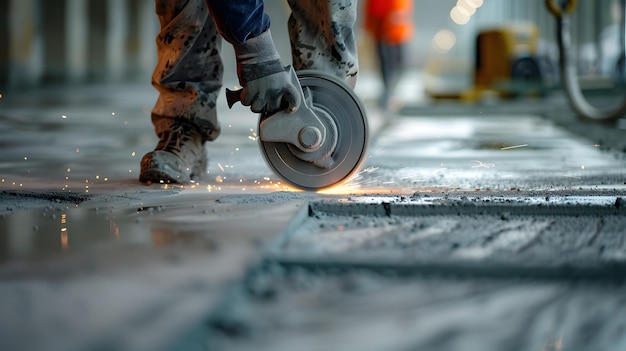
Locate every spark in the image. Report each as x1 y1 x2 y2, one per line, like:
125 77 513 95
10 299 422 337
471 160 495 168
218 163 225 172
500 144 528 151
400 175 426 181
248 128 259 141
360 167 379 173
62 115 68 119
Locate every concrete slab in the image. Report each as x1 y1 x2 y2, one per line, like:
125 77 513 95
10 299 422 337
1 80 625 350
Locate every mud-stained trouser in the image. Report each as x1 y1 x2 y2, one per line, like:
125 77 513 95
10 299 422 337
151 0 359 143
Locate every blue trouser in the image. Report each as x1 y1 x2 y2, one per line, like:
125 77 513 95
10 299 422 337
151 0 359 142
205 0 269 44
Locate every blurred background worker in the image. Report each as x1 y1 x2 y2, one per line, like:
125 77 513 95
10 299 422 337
364 0 414 110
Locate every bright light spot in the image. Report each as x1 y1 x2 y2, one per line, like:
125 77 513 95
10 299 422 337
216 175 223 183
455 4 471 16
67 168 71 173
0 93 3 99
218 163 225 172
457 0 476 15
24 156 28 160
62 115 68 119
450 6 471 25
96 175 100 180
131 151 136 157
129 169 132 173
466 0 484 8
112 112 116 116
433 29 457 53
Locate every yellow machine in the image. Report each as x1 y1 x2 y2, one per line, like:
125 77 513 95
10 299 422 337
467 23 550 100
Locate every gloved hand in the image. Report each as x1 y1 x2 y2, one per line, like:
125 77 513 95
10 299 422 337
233 29 301 114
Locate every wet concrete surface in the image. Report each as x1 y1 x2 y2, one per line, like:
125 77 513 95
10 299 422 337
1 80 626 350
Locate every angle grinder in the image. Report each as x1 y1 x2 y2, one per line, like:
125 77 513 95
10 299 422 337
226 67 369 191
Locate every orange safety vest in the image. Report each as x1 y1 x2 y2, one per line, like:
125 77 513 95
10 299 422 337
365 0 414 45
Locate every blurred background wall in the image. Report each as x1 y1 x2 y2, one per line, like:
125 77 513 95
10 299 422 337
0 0 622 91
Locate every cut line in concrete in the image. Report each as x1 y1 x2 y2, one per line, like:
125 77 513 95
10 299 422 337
267 196 626 282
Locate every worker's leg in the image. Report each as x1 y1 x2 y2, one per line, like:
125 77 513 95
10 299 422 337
287 0 359 88
141 0 223 184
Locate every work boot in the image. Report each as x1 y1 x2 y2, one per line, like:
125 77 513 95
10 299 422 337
139 118 207 184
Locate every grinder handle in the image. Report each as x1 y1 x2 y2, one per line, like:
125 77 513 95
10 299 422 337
225 88 243 109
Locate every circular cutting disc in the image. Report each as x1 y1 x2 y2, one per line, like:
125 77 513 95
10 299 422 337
259 70 369 191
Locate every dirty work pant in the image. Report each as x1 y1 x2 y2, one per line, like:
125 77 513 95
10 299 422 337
151 0 359 143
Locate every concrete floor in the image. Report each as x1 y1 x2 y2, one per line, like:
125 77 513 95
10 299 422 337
1 77 626 351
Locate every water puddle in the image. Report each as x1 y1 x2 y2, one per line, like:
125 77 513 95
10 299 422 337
0 206 150 262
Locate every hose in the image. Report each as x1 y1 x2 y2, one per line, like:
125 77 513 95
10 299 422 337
547 0 626 121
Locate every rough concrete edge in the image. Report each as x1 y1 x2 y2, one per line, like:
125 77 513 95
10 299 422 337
308 196 626 217
272 254 626 282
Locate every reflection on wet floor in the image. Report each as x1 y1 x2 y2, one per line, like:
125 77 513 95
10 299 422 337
0 193 308 263
0 207 144 261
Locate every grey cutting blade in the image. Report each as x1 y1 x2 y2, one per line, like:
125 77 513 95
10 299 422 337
259 70 369 191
